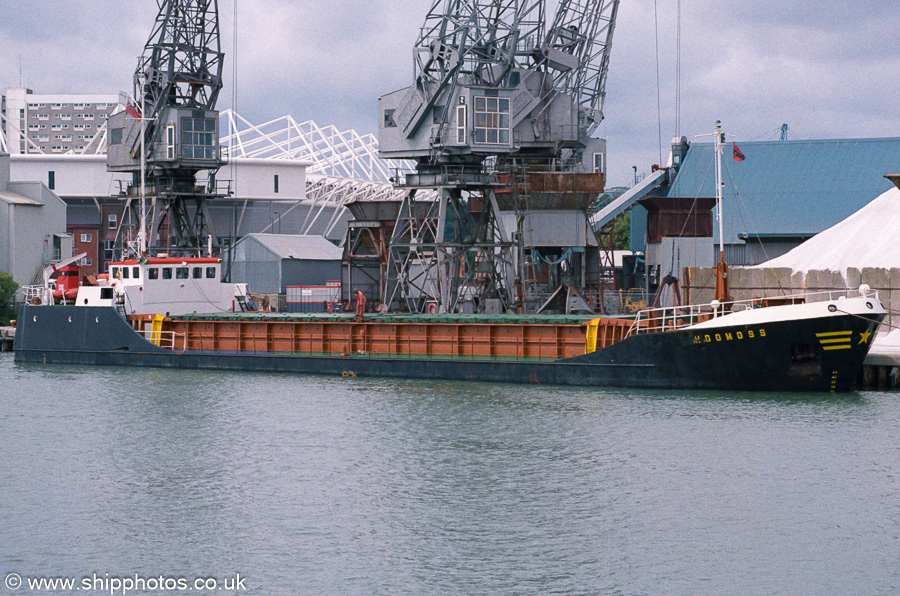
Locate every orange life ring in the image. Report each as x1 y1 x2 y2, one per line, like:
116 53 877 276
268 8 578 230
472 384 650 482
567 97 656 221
427 302 438 314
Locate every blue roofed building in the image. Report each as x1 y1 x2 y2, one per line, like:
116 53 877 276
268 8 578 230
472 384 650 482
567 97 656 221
631 137 900 269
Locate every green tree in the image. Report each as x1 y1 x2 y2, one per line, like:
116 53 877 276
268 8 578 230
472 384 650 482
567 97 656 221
0 271 18 325
612 211 631 250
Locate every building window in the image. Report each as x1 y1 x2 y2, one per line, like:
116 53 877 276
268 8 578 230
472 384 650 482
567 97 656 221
48 171 55 190
80 233 92 243
103 240 115 262
108 213 117 229
274 174 279 194
80 257 92 266
593 153 604 174
473 96 510 144
456 104 467 144
383 109 396 128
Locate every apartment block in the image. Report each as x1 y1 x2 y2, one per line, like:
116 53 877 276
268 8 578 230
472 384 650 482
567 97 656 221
2 88 120 155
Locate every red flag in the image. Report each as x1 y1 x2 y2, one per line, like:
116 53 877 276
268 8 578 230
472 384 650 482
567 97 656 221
732 142 745 162
125 100 141 120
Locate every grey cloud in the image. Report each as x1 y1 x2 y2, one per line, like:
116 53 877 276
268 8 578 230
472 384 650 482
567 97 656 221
1 0 898 187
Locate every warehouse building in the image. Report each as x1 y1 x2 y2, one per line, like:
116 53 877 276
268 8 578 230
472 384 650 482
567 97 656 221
629 136 900 289
0 152 69 289
229 233 342 296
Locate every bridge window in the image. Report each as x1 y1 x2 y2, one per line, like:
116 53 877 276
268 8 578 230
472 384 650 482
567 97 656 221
148 268 159 280
176 267 189 280
192 267 202 279
206 267 217 279
456 104 466 144
166 125 175 160
473 96 509 145
162 268 172 280
181 117 216 160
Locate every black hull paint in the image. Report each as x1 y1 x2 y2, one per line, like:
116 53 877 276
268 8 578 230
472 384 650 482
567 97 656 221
14 305 882 392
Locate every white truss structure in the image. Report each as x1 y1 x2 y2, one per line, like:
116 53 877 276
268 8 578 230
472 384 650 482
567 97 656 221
1 107 422 238
221 109 399 181
219 109 428 237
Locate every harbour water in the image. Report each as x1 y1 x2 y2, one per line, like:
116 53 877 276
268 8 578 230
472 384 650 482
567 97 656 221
1 352 898 595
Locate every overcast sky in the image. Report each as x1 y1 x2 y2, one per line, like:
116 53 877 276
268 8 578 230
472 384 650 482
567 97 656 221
2 0 899 187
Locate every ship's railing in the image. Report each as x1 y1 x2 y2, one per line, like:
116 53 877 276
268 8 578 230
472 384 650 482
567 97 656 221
21 285 54 306
626 285 879 337
136 328 187 351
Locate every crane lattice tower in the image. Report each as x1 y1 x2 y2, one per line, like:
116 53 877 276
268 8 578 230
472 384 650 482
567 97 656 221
378 0 619 314
107 0 227 258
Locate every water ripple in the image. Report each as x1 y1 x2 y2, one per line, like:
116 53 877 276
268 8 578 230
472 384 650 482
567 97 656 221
1 356 898 594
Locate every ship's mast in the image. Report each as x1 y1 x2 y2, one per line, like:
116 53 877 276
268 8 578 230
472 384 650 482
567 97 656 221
138 73 147 256
714 120 724 261
712 120 730 303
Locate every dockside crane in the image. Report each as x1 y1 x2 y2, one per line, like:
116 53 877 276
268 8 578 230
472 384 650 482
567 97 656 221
379 0 620 314
107 0 227 258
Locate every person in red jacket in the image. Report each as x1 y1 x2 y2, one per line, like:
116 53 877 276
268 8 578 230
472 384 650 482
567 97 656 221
354 290 366 320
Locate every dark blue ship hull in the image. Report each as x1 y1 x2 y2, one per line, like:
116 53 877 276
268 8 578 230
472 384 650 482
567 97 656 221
13 304 882 392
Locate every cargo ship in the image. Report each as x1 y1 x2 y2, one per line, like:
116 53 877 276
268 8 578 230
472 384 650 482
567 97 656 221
12 271 885 392
11 121 887 392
